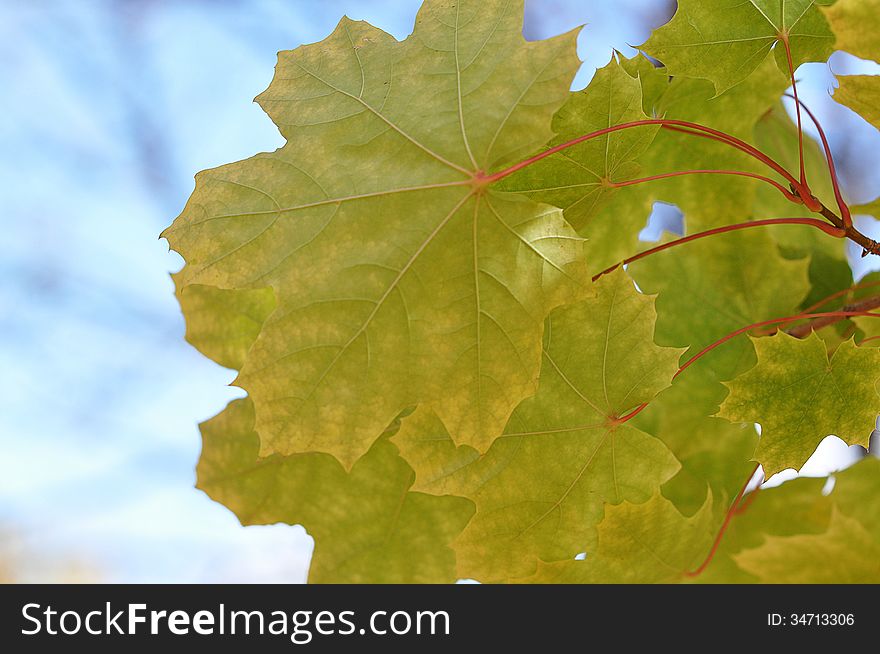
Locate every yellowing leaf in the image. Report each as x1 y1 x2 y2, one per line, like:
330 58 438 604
642 0 835 94
523 493 715 583
164 1 589 468
719 333 880 475
197 398 474 583
833 74 880 131
394 270 682 581
823 0 880 63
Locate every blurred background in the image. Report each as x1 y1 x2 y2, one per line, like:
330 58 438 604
1 0 878 583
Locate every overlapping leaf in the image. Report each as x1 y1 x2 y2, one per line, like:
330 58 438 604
393 270 682 581
497 60 658 250
523 493 715 583
174 279 275 370
642 0 835 93
197 398 474 583
164 0 589 468
719 333 880 475
633 366 758 518
622 56 789 231
696 457 880 582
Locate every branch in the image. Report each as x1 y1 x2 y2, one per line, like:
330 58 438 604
814 202 878 255
787 295 880 338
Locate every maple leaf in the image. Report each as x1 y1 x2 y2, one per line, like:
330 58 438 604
629 228 811 381
642 0 836 94
522 493 715 583
163 0 589 468
196 398 474 583
719 332 880 475
393 270 682 581
823 0 880 64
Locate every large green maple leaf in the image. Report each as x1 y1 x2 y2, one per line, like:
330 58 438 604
197 398 474 583
642 0 836 94
393 270 682 581
719 333 880 475
163 0 589 468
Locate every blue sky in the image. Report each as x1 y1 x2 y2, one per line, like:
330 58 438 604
1 0 877 582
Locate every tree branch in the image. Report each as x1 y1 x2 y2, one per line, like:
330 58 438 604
787 295 880 337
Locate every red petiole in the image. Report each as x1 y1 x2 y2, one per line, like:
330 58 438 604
783 92 853 227
607 169 799 201
482 118 799 187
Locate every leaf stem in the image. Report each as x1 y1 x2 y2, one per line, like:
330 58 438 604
787 294 880 338
658 124 800 189
483 118 799 186
608 169 798 201
779 34 808 192
802 279 880 313
783 92 853 227
591 217 844 283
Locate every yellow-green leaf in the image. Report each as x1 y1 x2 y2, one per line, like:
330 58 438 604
833 74 880 131
630 229 811 380
523 493 715 583
734 508 880 582
634 365 758 518
823 0 880 63
498 59 658 232
197 398 474 583
697 458 880 582
164 0 590 467
719 333 880 475
174 279 275 371
642 0 835 94
393 270 682 581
